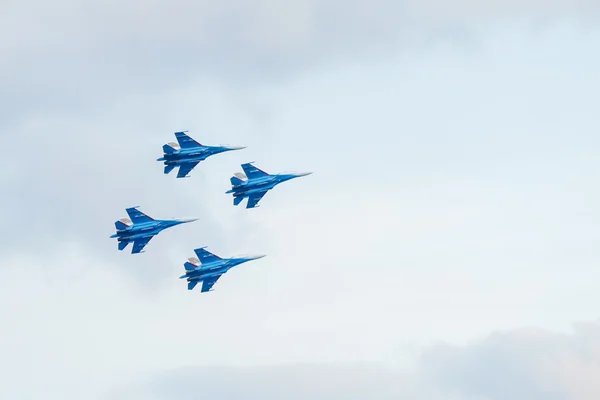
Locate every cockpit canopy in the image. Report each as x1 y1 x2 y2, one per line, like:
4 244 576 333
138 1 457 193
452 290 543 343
188 257 200 266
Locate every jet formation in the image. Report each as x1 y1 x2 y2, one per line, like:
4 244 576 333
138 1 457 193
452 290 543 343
111 130 311 293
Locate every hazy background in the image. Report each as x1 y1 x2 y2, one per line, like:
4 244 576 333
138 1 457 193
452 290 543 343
1 1 599 398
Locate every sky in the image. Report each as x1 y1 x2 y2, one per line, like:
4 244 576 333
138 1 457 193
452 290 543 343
1 1 600 399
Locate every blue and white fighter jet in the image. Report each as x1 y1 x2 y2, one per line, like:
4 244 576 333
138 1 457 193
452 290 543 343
226 162 312 208
111 207 197 254
158 131 246 178
180 247 266 292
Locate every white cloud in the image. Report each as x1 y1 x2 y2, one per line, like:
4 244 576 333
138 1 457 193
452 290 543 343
1 4 600 399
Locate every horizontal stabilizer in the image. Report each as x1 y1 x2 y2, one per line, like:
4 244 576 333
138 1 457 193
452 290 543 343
188 280 199 290
118 241 129 251
164 164 176 174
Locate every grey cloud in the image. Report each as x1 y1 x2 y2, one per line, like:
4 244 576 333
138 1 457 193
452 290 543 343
112 362 407 400
4 0 598 126
1 5 599 399
0 0 411 125
113 321 600 400
411 0 599 20
418 322 600 400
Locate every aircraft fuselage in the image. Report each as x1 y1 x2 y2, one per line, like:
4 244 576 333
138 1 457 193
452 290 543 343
111 220 180 242
158 146 236 165
228 175 289 197
184 265 232 281
180 258 253 281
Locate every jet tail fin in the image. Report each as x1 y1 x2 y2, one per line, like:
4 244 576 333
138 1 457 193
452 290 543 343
118 241 129 251
164 164 176 175
184 262 197 271
230 172 246 186
184 257 200 271
163 142 179 154
230 176 244 186
115 218 131 231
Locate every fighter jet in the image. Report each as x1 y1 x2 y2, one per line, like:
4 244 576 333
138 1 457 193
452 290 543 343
226 162 312 208
157 131 246 178
179 247 266 292
110 207 197 254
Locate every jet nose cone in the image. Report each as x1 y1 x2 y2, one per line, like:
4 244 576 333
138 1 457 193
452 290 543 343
250 254 267 260
179 218 198 223
295 172 313 177
228 146 247 150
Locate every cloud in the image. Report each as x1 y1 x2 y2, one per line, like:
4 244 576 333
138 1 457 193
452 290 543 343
0 0 409 125
419 321 600 399
1 5 600 399
2 0 599 127
115 362 405 400
410 0 599 20
109 320 600 400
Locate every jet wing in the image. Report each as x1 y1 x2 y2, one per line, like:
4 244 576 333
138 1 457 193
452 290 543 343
176 161 199 178
131 236 153 254
193 247 222 264
241 163 269 179
174 131 201 149
201 275 222 292
246 191 268 209
126 207 154 224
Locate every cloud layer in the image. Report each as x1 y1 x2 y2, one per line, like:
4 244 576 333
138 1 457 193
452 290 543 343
421 321 600 399
113 320 600 399
1 2 600 399
2 0 599 126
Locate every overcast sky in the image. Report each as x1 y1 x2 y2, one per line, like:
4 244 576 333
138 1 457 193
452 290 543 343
1 1 600 399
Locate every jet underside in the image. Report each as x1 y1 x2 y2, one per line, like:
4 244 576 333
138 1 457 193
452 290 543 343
184 265 230 281
161 150 209 164
230 180 275 196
